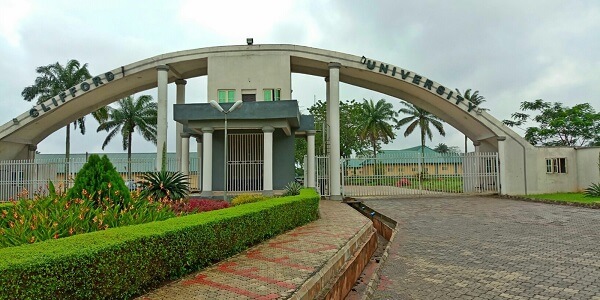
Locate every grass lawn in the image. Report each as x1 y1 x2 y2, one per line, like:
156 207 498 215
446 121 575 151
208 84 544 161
524 193 600 204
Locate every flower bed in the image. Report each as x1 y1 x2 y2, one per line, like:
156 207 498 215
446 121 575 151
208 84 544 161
0 189 320 300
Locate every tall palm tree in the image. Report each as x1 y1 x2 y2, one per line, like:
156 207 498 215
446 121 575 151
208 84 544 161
97 95 157 176
21 59 108 161
357 99 397 158
396 102 446 177
455 89 488 153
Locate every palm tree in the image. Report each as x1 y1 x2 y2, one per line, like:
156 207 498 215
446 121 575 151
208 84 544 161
97 95 157 177
455 89 488 153
21 59 108 161
396 102 446 177
357 99 397 158
434 143 450 153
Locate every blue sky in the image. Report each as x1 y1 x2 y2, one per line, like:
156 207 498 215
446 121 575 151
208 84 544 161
0 0 598 154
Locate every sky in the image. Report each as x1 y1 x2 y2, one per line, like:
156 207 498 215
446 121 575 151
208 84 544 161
0 0 598 155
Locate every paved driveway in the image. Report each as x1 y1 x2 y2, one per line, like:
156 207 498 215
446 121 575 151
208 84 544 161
363 197 600 300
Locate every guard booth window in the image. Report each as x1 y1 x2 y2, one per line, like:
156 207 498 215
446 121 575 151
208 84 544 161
545 158 567 173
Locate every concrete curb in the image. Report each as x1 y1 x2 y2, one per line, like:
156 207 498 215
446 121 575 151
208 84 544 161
496 194 600 209
290 218 375 300
361 227 398 300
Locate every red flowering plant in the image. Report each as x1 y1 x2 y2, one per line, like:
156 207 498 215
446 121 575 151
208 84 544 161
169 198 230 215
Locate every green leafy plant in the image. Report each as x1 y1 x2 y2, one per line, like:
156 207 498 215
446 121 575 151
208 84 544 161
231 193 268 206
0 183 175 248
283 181 303 196
584 183 600 197
139 170 190 201
67 154 131 208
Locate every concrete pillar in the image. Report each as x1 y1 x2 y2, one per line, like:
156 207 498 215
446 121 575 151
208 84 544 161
325 76 330 155
196 136 203 192
497 136 507 195
307 130 316 188
473 141 481 153
175 79 187 171
181 133 190 176
328 62 342 200
27 144 37 160
201 127 214 196
262 126 274 196
156 65 169 171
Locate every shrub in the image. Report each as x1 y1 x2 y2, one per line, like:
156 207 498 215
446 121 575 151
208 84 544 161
0 183 175 248
0 189 319 299
283 181 302 196
67 154 131 208
139 171 190 201
231 193 268 206
584 183 600 197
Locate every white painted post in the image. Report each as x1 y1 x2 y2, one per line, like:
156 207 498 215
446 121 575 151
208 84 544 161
156 65 169 171
181 133 190 176
196 136 203 191
263 126 274 196
201 127 214 196
328 62 342 200
307 130 316 188
497 136 507 195
175 79 187 171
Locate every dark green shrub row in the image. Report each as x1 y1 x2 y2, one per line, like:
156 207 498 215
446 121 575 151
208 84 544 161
0 189 319 300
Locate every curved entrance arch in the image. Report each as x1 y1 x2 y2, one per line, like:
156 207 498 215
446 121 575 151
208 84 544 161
0 44 533 195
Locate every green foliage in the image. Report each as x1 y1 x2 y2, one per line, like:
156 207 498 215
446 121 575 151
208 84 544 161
96 95 157 161
0 186 175 248
584 183 600 197
0 189 319 300
67 154 131 207
295 99 371 165
357 98 398 157
139 171 190 201
283 181 302 196
21 59 108 158
231 193 269 206
503 100 600 146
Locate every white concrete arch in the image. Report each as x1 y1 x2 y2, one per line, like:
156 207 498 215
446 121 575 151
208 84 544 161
0 44 533 194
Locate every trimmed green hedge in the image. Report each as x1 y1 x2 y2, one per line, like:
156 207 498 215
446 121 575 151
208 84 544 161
0 189 319 300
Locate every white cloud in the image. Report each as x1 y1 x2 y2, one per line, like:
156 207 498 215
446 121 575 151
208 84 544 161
0 0 33 47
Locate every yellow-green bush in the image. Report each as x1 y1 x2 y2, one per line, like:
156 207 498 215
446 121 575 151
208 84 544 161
231 193 268 206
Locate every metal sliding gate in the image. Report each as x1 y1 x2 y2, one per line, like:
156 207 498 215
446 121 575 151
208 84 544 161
340 152 499 197
228 133 264 192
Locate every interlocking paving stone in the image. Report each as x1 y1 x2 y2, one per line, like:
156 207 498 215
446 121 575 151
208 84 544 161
138 200 370 300
364 196 600 300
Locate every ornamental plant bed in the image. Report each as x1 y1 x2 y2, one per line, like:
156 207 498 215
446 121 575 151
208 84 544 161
0 189 320 300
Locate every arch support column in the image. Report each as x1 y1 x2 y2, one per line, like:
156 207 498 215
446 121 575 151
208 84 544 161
328 62 342 200
196 136 203 192
175 79 187 170
263 126 274 196
307 130 316 189
497 136 507 195
156 65 169 171
180 133 190 176
201 127 214 196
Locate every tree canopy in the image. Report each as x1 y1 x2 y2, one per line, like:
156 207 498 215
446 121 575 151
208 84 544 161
357 99 397 157
503 100 600 147
294 99 371 165
21 59 107 158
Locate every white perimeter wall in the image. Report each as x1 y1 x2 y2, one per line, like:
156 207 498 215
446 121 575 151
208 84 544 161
576 147 600 190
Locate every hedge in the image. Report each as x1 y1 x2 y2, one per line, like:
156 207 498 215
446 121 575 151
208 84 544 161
0 189 320 300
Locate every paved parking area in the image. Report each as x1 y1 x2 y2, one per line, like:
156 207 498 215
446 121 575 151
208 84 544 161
363 196 600 300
